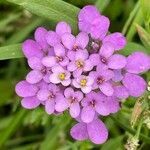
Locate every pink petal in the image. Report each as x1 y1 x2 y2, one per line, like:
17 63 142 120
46 31 60 46
45 100 55 115
108 54 127 69
70 103 80 118
122 73 147 97
87 119 108 144
22 39 43 59
56 21 71 36
49 73 60 84
61 79 71 86
75 32 89 49
103 33 126 50
37 89 49 101
28 57 43 70
61 33 75 50
54 44 65 56
125 51 150 74
42 56 56 67
89 54 100 66
82 86 92 94
15 80 38 97
64 87 74 98
26 70 43 84
70 122 88 141
34 27 48 49
99 82 114 96
99 42 114 58
81 106 95 123
21 97 40 109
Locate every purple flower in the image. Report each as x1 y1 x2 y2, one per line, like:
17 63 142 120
55 88 83 118
122 73 147 97
49 66 71 86
70 118 108 144
15 80 41 109
42 44 69 67
81 91 120 123
67 50 94 77
72 75 94 93
37 83 66 114
90 43 127 69
89 66 114 96
62 32 89 60
46 22 71 47
78 5 126 50
26 56 52 84
125 51 150 74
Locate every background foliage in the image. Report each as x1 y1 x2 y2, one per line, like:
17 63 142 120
0 0 150 149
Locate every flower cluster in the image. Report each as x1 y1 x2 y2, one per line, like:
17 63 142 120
15 5 150 144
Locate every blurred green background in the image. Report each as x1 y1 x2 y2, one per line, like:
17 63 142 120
0 0 150 149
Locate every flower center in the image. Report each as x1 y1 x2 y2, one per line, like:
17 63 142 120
48 92 55 100
58 73 66 81
69 96 77 104
90 100 96 107
56 56 63 62
80 79 87 87
97 76 105 85
75 60 84 68
100 56 107 64
73 44 79 51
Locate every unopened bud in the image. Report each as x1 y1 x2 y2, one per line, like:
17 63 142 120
125 136 139 150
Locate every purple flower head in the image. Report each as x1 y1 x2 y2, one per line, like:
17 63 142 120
89 66 114 96
55 88 83 118
67 50 94 77
81 91 120 123
73 75 94 94
49 65 71 86
70 118 108 144
42 44 69 67
37 83 66 114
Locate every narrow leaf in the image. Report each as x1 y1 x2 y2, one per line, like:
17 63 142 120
7 0 80 34
95 0 111 12
0 44 23 60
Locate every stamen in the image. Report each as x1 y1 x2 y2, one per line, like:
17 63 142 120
75 60 84 68
58 73 66 81
56 56 63 62
97 76 105 85
80 79 87 86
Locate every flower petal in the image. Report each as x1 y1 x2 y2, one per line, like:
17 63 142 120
87 119 108 144
70 103 80 118
61 33 75 50
46 31 60 46
45 100 55 115
34 27 48 49
112 69 123 82
55 95 68 112
26 70 43 84
99 82 114 96
61 79 71 86
75 32 89 49
28 57 43 70
54 44 65 56
90 16 110 40
21 97 40 109
42 56 56 67
125 52 150 74
49 73 60 84
103 33 126 50
22 39 43 58
56 21 71 36
64 87 74 98
37 89 49 101
15 81 38 97
108 54 127 69
81 106 95 123
114 85 129 100
122 73 147 97
70 122 88 141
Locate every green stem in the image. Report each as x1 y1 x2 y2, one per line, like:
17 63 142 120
110 116 150 144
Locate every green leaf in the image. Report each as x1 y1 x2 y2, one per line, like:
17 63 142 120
140 0 150 32
7 0 80 34
136 24 150 50
5 18 44 45
0 109 27 147
101 136 124 150
95 0 111 12
120 42 148 56
0 44 23 60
